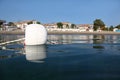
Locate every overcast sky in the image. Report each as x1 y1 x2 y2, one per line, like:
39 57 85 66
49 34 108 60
0 0 120 26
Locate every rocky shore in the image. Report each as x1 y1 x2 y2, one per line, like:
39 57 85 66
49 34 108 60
0 30 120 35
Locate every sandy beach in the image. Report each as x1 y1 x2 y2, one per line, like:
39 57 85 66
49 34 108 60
0 30 120 35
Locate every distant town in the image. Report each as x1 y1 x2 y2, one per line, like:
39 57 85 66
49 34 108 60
0 19 120 33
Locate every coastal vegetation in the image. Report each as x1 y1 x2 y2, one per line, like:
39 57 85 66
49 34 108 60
93 19 105 31
57 22 63 28
115 24 120 29
109 26 114 31
71 24 76 29
8 22 15 26
27 21 41 25
0 20 6 28
0 19 120 32
57 22 77 29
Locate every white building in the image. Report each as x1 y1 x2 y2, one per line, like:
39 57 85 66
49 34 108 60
43 22 72 32
5 26 17 31
14 20 37 31
62 22 72 29
43 23 93 32
43 23 57 31
76 24 93 32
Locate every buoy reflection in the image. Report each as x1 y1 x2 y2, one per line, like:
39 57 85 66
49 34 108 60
25 45 47 63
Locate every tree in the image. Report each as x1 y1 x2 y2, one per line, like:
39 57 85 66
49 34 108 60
37 21 41 24
109 25 114 31
57 22 63 28
115 24 120 29
0 20 6 28
93 19 105 31
8 22 15 26
71 24 76 29
27 21 33 25
66 24 69 29
104 27 109 31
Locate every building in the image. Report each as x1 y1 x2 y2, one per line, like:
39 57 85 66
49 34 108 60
43 22 72 31
5 26 17 31
14 20 37 31
43 22 72 29
61 22 72 29
43 22 93 32
113 28 120 32
43 23 57 30
76 24 93 32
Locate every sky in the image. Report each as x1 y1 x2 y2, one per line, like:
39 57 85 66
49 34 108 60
0 0 120 26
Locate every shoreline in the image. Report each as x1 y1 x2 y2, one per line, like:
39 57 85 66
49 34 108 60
0 30 120 35
48 31 120 35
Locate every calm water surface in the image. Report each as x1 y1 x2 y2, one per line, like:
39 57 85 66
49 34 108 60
0 34 120 80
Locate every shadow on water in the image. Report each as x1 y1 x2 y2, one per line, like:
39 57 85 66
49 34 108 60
93 45 104 49
93 35 105 49
93 35 105 44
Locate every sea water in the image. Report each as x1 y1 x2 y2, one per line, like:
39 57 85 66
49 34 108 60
0 34 120 80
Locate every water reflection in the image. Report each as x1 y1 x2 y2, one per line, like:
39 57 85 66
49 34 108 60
48 34 120 44
1 34 120 44
93 45 104 49
93 35 105 49
92 35 120 49
93 35 105 44
47 34 93 44
0 34 24 43
25 45 47 63
0 43 24 59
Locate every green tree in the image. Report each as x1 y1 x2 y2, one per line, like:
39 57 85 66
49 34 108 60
109 25 114 31
37 21 41 24
115 24 120 29
71 24 76 29
57 22 63 28
27 21 33 25
93 19 105 31
0 20 6 28
102 27 108 31
8 22 15 26
66 24 69 29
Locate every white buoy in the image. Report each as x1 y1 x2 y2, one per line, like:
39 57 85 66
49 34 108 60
25 24 47 45
25 45 46 63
